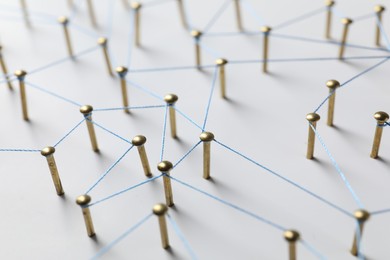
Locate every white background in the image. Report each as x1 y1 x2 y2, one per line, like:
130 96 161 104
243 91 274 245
0 0 390 259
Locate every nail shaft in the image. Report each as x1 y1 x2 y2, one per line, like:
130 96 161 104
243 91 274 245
116 67 130 113
325 1 335 39
76 195 96 237
132 135 152 177
216 59 228 98
177 0 188 29
339 18 353 60
350 210 370 256
15 70 29 121
164 94 178 139
200 132 214 180
80 105 99 152
153 204 170 249
158 161 174 207
375 6 386 46
284 230 300 260
132 3 142 47
59 17 73 57
234 0 243 31
261 26 271 73
41 147 64 196
86 0 97 27
20 0 31 27
306 113 320 159
370 111 389 158
0 48 13 89
98 38 113 76
326 80 340 126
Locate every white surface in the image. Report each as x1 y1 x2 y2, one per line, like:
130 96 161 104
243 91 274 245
0 0 390 259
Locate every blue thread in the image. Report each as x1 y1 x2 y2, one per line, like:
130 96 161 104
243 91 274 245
353 13 374 22
371 207 390 215
198 40 223 59
376 15 390 51
91 213 153 259
104 0 116 39
126 8 135 68
172 141 202 169
87 119 132 144
171 176 286 230
229 55 390 65
174 107 203 130
53 118 86 147
129 64 216 73
340 57 390 88
0 148 40 152
25 81 82 107
85 145 135 194
94 105 166 112
202 66 219 130
240 0 266 26
314 57 390 113
126 79 165 101
167 214 198 260
160 105 169 161
214 139 353 218
203 31 260 37
69 22 100 39
142 0 173 8
88 174 163 207
273 6 326 31
331 7 346 19
309 124 364 208
300 240 327 260
28 45 100 75
202 0 232 34
271 33 390 53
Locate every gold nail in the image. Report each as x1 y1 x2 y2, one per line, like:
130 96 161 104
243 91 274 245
325 0 335 39
58 16 74 57
153 203 170 249
339 18 353 60
14 70 29 121
131 2 142 47
177 0 188 29
157 161 174 207
284 230 300 260
76 195 96 237
164 94 179 139
234 0 243 31
200 132 214 180
216 58 228 98
86 0 97 27
41 146 64 196
116 66 130 113
374 5 386 46
0 46 13 89
98 37 114 76
132 135 152 177
370 111 389 158
306 113 321 159
122 0 130 9
191 30 202 69
260 26 272 73
326 80 340 126
67 0 74 8
80 105 99 152
20 0 31 27
350 209 370 256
